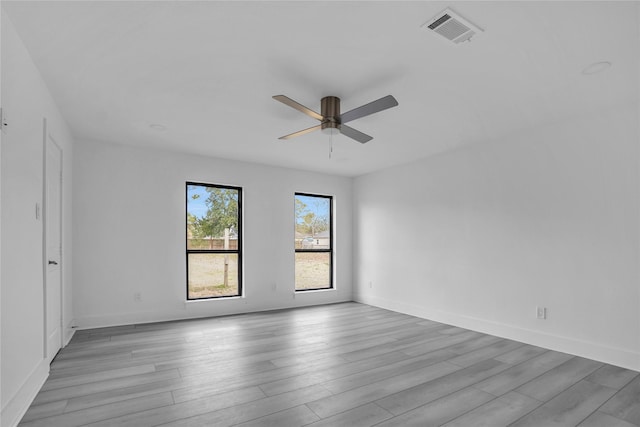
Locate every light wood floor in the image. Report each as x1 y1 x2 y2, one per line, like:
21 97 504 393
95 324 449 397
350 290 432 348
19 302 640 427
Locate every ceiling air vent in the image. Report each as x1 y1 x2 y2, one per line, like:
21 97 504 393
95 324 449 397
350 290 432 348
422 8 483 44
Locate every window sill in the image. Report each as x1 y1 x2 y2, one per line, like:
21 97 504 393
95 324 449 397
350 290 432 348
294 288 336 294
184 296 244 305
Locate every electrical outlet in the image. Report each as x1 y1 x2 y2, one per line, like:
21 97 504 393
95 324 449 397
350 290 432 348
536 306 547 319
1 107 7 134
134 292 142 302
369 281 373 289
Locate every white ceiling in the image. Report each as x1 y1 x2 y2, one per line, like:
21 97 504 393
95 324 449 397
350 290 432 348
3 1 638 177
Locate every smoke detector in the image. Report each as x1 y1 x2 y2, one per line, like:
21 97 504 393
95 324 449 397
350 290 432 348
422 8 483 44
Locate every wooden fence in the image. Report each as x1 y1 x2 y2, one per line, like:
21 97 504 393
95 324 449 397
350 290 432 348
187 238 238 250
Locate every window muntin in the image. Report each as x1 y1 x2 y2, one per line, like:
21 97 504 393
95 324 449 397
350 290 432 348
294 193 333 291
186 183 242 299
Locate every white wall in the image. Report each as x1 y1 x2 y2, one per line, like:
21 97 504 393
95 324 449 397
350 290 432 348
0 11 75 427
73 140 353 328
0 10 4 427
354 104 640 371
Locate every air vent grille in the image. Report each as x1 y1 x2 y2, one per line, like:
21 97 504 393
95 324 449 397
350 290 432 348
422 9 483 44
428 14 451 30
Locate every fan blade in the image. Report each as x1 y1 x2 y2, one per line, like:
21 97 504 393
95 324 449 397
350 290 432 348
339 124 373 144
340 95 398 124
278 124 322 140
273 95 323 121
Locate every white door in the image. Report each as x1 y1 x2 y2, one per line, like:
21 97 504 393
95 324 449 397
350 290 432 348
45 134 62 363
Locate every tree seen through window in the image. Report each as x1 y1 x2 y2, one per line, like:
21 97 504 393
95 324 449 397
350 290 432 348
295 193 333 290
186 183 242 299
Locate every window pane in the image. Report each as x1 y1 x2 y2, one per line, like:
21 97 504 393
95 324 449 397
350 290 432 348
295 194 331 250
186 182 242 300
188 253 239 298
187 185 239 250
295 252 331 290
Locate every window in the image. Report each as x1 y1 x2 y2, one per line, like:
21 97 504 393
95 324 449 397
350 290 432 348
186 182 242 299
295 193 333 291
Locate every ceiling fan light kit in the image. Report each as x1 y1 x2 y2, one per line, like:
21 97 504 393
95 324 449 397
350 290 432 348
273 94 398 144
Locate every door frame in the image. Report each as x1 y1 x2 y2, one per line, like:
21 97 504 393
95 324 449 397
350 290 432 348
43 118 64 362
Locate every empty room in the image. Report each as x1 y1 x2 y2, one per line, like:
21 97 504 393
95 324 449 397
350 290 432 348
1 1 639 426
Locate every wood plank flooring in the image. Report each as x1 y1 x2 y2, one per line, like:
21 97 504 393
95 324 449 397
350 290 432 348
18 302 640 427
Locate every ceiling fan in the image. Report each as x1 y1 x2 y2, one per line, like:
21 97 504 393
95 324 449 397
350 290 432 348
273 94 398 144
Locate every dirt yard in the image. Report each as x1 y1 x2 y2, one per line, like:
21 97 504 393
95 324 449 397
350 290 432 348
188 253 239 298
295 252 331 290
188 251 331 298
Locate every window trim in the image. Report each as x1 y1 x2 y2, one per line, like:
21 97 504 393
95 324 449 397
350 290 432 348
294 192 333 292
186 181 243 300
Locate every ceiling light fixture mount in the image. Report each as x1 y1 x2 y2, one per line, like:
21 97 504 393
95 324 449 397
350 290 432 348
581 61 612 75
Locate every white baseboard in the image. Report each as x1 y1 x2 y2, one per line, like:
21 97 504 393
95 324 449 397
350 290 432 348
63 318 76 346
1 359 49 427
76 308 262 330
75 297 353 330
354 293 640 372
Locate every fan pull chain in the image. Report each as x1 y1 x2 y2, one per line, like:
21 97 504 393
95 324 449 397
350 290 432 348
329 132 333 159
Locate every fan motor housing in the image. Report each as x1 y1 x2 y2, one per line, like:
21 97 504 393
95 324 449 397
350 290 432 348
321 96 340 131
